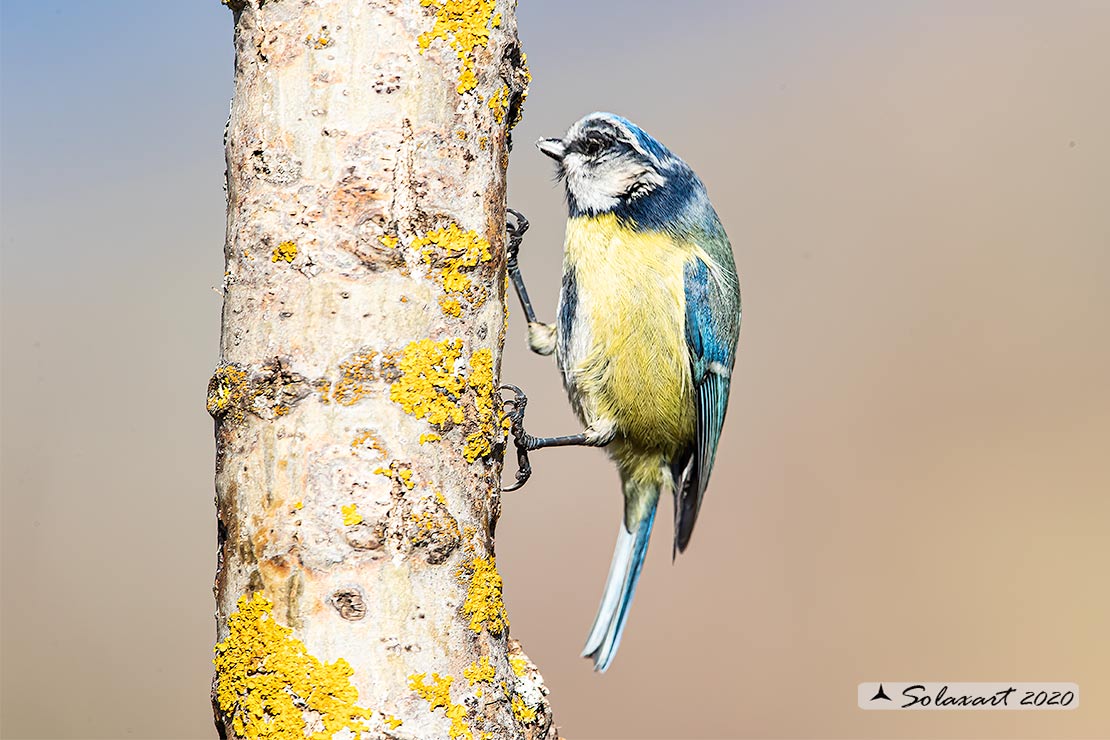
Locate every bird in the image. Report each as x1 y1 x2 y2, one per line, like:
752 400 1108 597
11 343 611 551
503 112 741 671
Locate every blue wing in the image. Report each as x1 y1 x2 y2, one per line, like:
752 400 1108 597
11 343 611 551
676 251 738 553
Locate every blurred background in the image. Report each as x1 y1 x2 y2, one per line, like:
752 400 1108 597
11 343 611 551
3 1 1109 738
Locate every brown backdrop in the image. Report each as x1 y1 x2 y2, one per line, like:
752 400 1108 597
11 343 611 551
2 1 1108 737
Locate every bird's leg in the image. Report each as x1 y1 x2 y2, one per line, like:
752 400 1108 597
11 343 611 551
505 209 539 325
500 384 610 491
505 209 557 355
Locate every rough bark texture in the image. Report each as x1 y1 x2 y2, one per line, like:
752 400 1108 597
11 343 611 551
208 1 552 738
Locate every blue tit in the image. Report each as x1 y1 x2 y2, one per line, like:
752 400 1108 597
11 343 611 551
503 112 741 672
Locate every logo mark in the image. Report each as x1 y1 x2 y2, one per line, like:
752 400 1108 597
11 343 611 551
870 684 892 702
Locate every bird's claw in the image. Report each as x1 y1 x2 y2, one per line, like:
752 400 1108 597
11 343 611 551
501 211 536 492
500 383 532 491
506 209 529 264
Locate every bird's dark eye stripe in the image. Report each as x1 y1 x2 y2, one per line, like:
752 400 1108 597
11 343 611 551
570 138 605 156
569 132 632 158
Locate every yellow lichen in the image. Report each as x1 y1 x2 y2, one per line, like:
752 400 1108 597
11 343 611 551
350 429 386 458
384 715 403 730
390 340 500 463
379 234 398 249
375 462 416 491
462 348 498 463
417 0 501 94
306 27 333 49
456 66 477 95
292 501 304 511
418 432 441 445
273 404 290 417
508 655 528 678
410 492 461 560
213 593 370 740
272 241 298 263
408 670 450 710
389 338 466 427
459 556 508 635
409 673 472 740
207 365 250 420
510 53 532 130
463 656 496 686
456 130 468 140
333 351 377 406
488 85 508 123
413 223 492 317
462 433 490 463
511 694 537 724
342 504 363 526
439 296 463 318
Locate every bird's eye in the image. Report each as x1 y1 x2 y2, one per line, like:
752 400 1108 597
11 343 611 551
581 135 607 157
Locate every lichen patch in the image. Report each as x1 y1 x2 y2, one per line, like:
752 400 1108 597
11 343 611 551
461 348 499 463
207 364 251 421
511 52 532 129
413 223 493 318
306 27 332 49
341 503 363 526
417 0 502 94
389 338 466 427
463 656 496 686
505 640 551 734
510 694 537 725
272 240 298 263
350 429 387 459
213 592 371 740
207 359 310 423
459 556 508 635
374 461 416 491
488 85 509 123
388 341 504 464
333 351 378 406
410 489 461 564
408 673 480 740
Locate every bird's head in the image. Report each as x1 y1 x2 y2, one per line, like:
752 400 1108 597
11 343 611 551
537 112 681 217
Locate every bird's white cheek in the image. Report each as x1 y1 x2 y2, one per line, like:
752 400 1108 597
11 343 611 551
567 170 620 213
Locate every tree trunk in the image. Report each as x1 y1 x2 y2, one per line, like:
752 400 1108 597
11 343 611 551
207 2 551 738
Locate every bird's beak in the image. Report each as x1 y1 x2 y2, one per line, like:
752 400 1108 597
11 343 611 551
536 137 567 161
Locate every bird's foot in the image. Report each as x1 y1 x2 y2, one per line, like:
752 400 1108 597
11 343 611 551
506 208 529 265
500 383 533 491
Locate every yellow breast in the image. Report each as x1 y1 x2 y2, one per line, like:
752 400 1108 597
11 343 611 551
561 213 696 455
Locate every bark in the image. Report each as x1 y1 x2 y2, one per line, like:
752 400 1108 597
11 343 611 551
207 2 551 738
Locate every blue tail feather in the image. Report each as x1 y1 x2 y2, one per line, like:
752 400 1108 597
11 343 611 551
581 501 658 672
